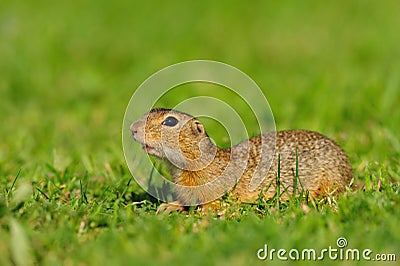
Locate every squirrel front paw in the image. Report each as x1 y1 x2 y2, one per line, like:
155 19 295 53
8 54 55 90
156 201 185 214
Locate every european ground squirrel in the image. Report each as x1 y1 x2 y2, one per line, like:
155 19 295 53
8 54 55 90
130 108 353 212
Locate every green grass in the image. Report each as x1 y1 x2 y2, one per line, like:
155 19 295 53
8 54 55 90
1 0 399 265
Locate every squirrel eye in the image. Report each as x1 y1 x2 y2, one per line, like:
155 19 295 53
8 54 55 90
162 116 179 127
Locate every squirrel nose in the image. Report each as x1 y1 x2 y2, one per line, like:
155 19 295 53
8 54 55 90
130 118 145 131
130 126 139 140
130 122 138 133
130 120 145 141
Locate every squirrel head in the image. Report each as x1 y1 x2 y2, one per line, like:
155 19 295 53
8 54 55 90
130 108 217 170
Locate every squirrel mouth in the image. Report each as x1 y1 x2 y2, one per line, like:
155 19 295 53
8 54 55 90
142 144 155 154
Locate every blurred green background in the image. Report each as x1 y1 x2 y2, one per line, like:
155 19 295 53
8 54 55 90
1 0 399 161
0 1 399 265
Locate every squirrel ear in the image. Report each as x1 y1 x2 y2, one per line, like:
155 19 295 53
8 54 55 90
192 120 204 136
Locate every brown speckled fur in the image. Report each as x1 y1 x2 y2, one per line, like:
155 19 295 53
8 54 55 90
130 108 353 210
